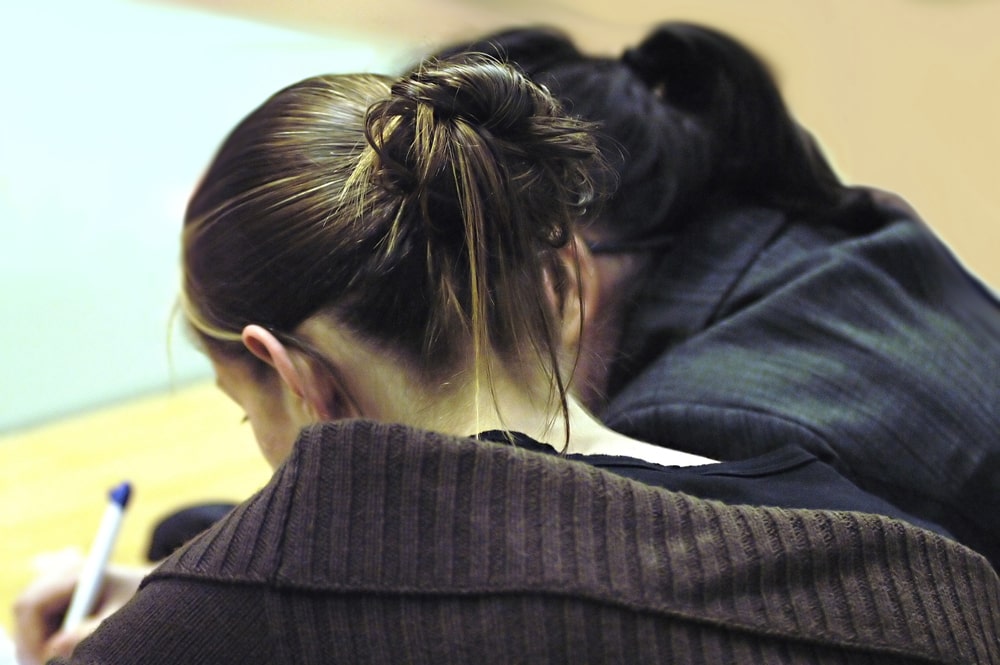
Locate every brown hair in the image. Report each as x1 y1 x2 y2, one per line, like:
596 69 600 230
180 56 602 427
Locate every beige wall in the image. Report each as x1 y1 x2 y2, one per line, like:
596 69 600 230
163 0 1000 288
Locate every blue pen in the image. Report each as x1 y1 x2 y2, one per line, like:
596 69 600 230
61 481 132 633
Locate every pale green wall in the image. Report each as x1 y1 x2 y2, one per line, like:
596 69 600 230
0 0 411 432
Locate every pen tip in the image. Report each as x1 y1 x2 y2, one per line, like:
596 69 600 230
109 481 132 508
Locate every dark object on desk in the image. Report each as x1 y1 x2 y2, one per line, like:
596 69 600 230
147 503 236 561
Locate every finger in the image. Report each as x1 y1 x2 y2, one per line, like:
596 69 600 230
43 616 103 662
13 580 76 665
13 556 84 664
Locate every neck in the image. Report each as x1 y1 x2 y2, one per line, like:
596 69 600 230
301 318 714 467
407 369 716 468
413 366 570 445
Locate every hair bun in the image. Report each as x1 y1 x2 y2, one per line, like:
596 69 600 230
390 56 542 136
622 23 719 110
362 54 601 254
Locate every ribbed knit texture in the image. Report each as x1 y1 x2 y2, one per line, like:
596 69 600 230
63 420 1000 664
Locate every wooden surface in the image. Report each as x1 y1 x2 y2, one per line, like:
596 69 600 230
0 382 271 634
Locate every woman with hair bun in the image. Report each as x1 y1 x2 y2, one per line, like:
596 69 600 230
434 23 1000 569
23 50 981 664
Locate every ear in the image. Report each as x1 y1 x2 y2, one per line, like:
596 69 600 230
241 325 353 421
548 234 601 355
242 325 306 394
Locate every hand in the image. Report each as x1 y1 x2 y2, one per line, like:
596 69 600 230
13 553 150 665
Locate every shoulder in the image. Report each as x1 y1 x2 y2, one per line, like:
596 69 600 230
608 190 1000 454
57 576 275 664
57 419 1000 663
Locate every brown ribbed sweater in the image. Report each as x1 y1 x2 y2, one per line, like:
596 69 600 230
60 420 1000 664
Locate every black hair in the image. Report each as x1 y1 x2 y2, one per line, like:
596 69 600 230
433 22 853 245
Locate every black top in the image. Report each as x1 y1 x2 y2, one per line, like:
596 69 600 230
601 190 998 565
477 430 952 538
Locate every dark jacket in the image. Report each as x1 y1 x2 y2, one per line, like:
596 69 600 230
604 188 1000 568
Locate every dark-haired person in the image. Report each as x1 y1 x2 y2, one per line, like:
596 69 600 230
433 23 1000 569
21 53 996 664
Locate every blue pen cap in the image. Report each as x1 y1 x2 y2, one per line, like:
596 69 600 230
109 481 132 509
